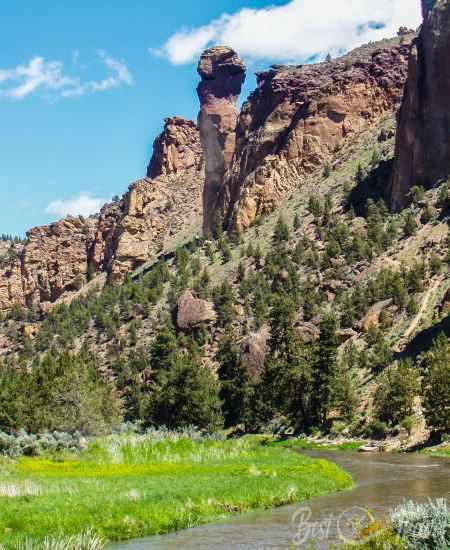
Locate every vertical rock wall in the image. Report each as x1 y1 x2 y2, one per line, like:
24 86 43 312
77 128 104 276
196 47 246 234
390 0 450 210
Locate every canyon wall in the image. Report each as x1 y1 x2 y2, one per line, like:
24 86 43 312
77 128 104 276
0 31 421 313
390 0 450 210
197 37 414 232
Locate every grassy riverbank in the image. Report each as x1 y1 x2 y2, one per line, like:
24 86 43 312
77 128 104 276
420 444 450 458
0 432 352 548
271 438 364 452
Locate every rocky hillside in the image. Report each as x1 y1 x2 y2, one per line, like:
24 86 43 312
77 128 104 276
0 32 416 316
198 35 414 234
0 3 449 443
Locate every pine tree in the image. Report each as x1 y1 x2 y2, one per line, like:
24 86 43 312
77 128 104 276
422 334 450 435
330 359 358 421
214 281 236 328
374 360 419 426
404 212 418 237
148 340 223 431
312 313 339 425
217 335 252 428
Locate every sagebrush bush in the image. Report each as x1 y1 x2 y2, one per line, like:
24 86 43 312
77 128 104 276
0 430 85 457
390 498 450 550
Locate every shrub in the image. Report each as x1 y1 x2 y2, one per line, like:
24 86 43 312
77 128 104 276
390 499 450 550
366 419 388 440
323 161 332 178
0 430 85 457
401 416 414 436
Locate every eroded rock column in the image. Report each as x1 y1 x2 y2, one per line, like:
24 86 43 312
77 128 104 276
197 46 246 234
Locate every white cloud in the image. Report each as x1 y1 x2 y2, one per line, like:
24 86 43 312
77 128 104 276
155 0 422 65
0 57 77 99
46 193 109 218
0 51 133 100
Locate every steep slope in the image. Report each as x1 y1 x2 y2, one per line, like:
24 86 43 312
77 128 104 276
390 0 450 209
197 35 415 233
2 112 449 441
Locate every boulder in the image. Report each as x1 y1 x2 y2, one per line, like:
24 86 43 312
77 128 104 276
360 299 393 332
176 290 217 330
297 322 320 343
240 325 270 380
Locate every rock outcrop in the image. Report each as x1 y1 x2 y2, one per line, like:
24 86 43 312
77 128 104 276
197 37 413 232
0 117 203 313
390 0 450 210
147 117 202 179
197 47 246 234
0 218 96 312
239 325 270 380
176 290 217 330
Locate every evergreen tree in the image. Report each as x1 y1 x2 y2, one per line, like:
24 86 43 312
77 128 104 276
330 358 358 422
28 351 120 435
404 212 418 237
312 313 339 425
217 335 253 428
214 282 236 328
374 360 419 425
273 216 290 243
422 334 450 435
148 339 223 431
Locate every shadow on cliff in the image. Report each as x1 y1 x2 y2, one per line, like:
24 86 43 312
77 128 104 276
346 159 394 215
395 313 450 361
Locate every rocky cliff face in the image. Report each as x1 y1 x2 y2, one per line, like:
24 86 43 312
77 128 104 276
197 37 413 232
390 0 450 210
197 47 246 234
0 117 203 313
147 117 202 179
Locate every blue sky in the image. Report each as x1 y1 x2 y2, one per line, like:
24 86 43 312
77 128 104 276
0 0 421 236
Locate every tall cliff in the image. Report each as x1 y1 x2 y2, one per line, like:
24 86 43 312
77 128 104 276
0 34 417 313
0 117 203 313
197 36 414 232
390 0 450 210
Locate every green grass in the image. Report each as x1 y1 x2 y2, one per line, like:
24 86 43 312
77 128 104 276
0 435 352 548
271 438 364 452
420 444 450 458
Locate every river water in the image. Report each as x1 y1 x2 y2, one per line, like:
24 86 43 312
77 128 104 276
110 451 450 549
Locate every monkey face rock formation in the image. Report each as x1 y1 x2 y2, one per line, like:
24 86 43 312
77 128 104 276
197 37 413 232
390 0 450 210
0 118 203 313
197 47 246 234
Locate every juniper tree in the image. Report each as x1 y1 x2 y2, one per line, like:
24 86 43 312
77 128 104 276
422 334 450 435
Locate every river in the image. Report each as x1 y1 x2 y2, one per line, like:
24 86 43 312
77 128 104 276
109 450 450 549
